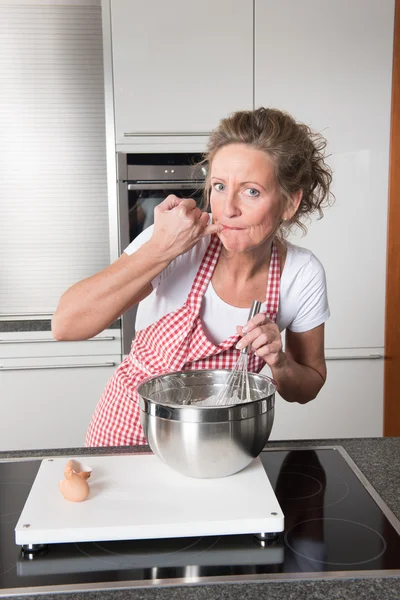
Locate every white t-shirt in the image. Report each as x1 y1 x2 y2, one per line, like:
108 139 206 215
124 226 330 345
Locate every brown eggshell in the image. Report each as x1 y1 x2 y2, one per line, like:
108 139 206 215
64 460 91 480
59 460 91 502
59 473 90 502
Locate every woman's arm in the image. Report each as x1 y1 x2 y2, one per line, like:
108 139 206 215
270 325 326 404
236 318 326 404
52 196 220 341
52 243 169 341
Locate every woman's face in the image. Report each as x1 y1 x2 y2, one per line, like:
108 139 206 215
210 143 295 253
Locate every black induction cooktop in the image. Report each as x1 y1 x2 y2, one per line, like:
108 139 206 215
1 447 400 595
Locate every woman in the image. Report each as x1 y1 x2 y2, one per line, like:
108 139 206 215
52 107 332 447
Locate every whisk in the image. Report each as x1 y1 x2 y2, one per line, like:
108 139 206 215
211 300 262 407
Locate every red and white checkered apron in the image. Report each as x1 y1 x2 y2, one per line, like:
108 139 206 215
86 236 280 447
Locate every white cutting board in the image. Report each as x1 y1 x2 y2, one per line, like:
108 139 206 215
15 454 284 546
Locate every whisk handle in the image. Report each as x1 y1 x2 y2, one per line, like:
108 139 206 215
241 300 263 355
248 300 262 321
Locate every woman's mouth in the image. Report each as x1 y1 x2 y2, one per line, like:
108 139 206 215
221 225 245 231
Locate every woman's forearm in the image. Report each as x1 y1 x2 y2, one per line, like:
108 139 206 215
270 353 326 404
52 241 170 341
52 196 219 342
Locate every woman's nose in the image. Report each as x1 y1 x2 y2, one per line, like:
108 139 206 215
223 191 241 218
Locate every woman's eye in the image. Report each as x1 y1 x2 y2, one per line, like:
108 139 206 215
244 188 260 198
213 183 225 192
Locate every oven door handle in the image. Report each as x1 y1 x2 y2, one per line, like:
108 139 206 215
127 182 203 191
124 132 210 137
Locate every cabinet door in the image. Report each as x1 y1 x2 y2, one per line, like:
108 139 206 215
109 0 253 141
268 359 384 441
0 1 110 316
255 0 394 349
0 356 119 451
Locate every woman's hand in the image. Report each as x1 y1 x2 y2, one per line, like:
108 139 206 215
236 312 284 369
236 316 327 404
149 195 221 261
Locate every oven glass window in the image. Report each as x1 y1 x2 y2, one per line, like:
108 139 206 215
128 187 206 243
124 153 207 244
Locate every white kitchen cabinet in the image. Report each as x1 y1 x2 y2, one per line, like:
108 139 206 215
106 0 253 143
255 0 394 350
0 355 119 452
268 358 384 441
0 331 122 451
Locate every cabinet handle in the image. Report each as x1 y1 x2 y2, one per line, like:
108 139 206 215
0 362 116 371
123 132 210 137
0 336 116 344
325 354 384 361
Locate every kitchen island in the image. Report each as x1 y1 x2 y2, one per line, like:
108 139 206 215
1 437 399 600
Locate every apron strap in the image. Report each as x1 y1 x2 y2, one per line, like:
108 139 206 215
186 235 222 312
264 242 280 323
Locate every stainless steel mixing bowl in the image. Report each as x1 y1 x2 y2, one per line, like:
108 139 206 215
136 369 276 479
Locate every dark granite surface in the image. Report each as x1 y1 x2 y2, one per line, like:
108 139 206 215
0 320 121 332
1 438 399 600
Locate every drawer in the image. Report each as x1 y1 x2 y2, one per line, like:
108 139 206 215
0 330 122 359
0 355 120 451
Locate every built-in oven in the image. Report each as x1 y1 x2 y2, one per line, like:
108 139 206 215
117 152 208 354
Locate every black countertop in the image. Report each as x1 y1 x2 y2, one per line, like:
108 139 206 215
0 320 121 332
1 438 399 600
